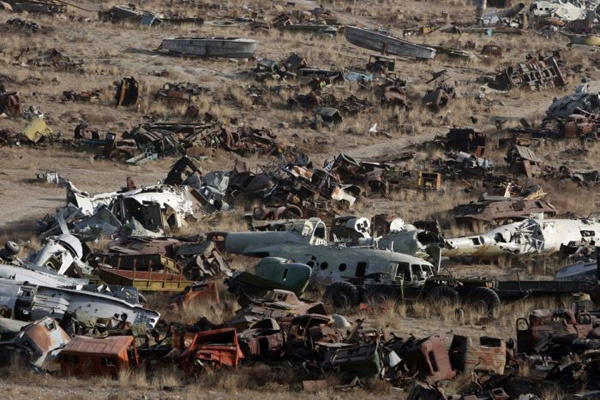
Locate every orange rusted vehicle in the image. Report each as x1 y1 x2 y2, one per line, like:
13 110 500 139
60 335 139 378
179 328 244 374
169 281 221 311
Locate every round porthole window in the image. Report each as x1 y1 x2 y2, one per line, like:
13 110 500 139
320 262 329 270
338 263 347 271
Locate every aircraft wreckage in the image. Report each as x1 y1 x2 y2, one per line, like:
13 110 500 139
445 217 600 259
39 181 213 239
0 244 157 327
212 216 443 284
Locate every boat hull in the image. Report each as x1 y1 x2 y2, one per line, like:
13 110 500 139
160 37 257 58
344 26 436 60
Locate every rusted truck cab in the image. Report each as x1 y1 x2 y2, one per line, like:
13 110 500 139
60 335 139 378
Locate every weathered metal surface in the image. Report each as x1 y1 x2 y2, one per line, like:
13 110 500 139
98 5 201 26
481 44 503 57
5 0 65 14
506 145 542 177
516 309 592 353
405 335 456 381
23 119 52 143
286 314 344 356
445 218 600 259
229 289 328 329
159 37 258 58
493 54 567 91
226 257 312 296
452 198 556 224
321 342 383 376
98 235 231 281
0 279 160 329
564 114 598 138
170 282 220 311
422 70 455 112
238 326 284 359
155 82 205 103
222 225 434 287
382 84 408 107
115 76 138 106
0 263 86 287
61 335 137 378
449 335 506 374
15 317 70 369
344 26 436 60
555 260 597 282
98 267 194 292
367 54 395 73
180 328 244 372
547 91 600 120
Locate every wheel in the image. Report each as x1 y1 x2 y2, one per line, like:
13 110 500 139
324 281 360 310
466 287 501 317
364 285 397 304
4 241 19 255
425 285 460 308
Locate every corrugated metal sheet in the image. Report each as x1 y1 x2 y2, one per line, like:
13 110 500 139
514 145 542 163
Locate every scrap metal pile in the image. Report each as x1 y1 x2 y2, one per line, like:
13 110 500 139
4 213 600 399
489 52 567 91
98 4 204 26
0 113 284 163
3 0 600 397
35 154 420 234
5 163 600 397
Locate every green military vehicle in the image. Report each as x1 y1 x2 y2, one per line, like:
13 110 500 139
226 257 313 297
324 261 596 316
323 263 507 315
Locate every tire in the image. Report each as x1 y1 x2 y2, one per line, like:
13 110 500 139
4 241 19 255
364 285 398 304
467 287 501 317
324 281 360 310
425 285 460 308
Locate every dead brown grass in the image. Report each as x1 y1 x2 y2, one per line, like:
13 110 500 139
0 0 598 398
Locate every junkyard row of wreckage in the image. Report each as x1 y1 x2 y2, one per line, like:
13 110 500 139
1 0 600 399
4 150 600 398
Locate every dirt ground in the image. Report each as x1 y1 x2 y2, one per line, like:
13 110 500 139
0 0 599 398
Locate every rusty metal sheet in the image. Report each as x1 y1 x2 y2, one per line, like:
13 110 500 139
181 328 244 373
406 335 456 382
321 342 383 376
23 318 70 354
98 267 194 292
229 290 328 329
170 282 220 311
453 198 556 224
60 335 137 378
516 310 592 353
449 335 506 374
493 54 567 91
238 328 284 359
481 44 503 57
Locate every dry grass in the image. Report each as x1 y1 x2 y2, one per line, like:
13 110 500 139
0 0 598 398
